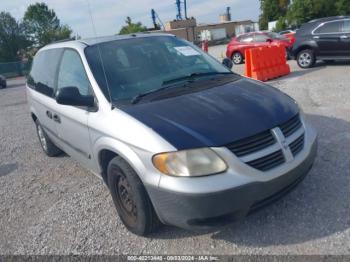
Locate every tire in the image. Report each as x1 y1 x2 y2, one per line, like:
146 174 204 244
297 49 316 69
35 119 62 157
107 156 160 236
232 52 243 65
286 49 291 60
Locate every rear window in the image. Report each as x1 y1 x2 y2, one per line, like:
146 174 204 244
27 49 63 97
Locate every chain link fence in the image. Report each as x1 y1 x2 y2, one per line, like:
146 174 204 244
0 61 31 78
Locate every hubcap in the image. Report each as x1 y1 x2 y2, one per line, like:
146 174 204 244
37 125 47 151
299 53 312 67
117 174 137 221
233 53 242 64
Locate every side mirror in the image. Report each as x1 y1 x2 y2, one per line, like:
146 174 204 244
56 86 95 107
222 58 233 69
266 38 273 43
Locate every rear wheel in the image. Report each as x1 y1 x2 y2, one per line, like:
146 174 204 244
107 156 160 236
232 52 243 65
297 49 316 68
35 119 62 157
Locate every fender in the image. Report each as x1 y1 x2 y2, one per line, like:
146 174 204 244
292 40 319 56
92 136 165 187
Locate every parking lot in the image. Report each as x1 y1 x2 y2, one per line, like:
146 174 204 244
0 45 350 255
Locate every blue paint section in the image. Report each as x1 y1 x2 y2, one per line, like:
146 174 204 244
123 78 299 150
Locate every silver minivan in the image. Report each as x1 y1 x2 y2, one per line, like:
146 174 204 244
27 34 317 236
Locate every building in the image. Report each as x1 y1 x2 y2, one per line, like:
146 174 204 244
157 18 259 43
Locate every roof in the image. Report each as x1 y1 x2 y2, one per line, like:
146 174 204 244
45 32 175 48
78 32 174 46
309 16 350 24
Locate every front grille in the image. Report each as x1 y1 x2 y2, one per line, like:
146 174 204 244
280 114 302 137
226 114 305 172
226 130 276 157
290 134 305 156
246 150 285 171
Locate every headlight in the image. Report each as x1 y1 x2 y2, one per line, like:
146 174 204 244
152 148 227 177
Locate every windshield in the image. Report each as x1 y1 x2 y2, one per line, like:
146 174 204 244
85 36 232 104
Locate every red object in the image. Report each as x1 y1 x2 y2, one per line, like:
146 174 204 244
244 45 290 82
202 40 209 53
226 32 293 62
284 32 296 45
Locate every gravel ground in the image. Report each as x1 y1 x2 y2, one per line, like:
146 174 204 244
0 48 350 255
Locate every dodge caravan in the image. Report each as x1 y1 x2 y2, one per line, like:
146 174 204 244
27 34 317 236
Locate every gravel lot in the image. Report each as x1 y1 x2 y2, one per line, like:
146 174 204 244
0 46 350 255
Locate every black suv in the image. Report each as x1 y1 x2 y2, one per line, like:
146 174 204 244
292 16 350 68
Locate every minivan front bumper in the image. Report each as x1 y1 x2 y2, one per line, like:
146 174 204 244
146 134 317 230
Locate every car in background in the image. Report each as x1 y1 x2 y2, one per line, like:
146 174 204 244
0 75 6 89
292 16 350 68
226 32 293 64
279 30 296 45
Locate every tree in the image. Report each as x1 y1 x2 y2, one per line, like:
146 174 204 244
285 0 350 28
0 12 30 62
275 17 287 32
259 0 290 30
23 2 72 47
119 17 147 35
335 0 350 15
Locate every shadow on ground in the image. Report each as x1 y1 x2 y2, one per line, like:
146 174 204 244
150 114 350 247
0 163 18 177
269 60 350 82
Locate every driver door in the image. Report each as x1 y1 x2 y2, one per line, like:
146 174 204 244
53 49 95 169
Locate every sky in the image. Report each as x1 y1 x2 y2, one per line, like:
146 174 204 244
1 0 261 38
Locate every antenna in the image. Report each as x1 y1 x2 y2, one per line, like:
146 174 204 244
86 0 114 109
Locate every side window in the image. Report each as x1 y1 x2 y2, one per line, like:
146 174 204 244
314 21 342 34
239 35 254 43
342 20 350 33
57 49 91 96
254 34 269 42
27 49 63 97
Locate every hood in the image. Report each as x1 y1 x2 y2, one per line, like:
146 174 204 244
123 77 299 150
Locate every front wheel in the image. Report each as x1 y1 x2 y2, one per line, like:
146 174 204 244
232 52 243 65
107 156 160 236
297 49 316 69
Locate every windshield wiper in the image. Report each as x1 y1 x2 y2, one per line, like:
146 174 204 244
131 85 185 104
131 72 233 105
162 72 232 86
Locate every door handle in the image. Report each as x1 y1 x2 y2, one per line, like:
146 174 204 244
46 110 52 119
340 35 348 39
313 36 320 39
53 114 61 123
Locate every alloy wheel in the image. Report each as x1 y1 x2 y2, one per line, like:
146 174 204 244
298 52 312 67
233 53 242 64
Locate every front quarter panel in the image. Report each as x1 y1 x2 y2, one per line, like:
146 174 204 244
88 108 176 186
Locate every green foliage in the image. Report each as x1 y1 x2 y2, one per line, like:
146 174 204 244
259 0 290 30
119 17 147 35
0 12 30 62
335 0 350 16
285 0 338 26
260 0 350 31
275 17 287 32
23 2 72 47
